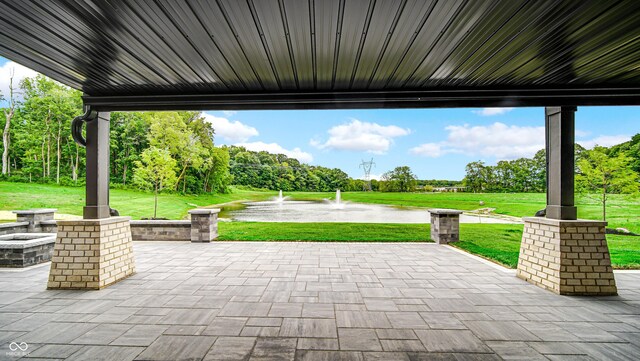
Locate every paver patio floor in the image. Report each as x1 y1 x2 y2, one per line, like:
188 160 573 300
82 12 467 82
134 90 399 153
1 241 639 360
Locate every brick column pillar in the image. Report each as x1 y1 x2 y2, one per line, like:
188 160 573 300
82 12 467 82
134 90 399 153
188 209 219 243
517 217 616 295
47 216 135 289
13 209 56 233
429 209 463 244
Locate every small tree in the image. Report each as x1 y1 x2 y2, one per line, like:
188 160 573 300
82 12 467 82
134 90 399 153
380 166 417 192
133 147 178 218
577 146 639 221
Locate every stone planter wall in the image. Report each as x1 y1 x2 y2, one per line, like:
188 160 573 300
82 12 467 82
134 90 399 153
0 222 29 236
0 233 56 267
6 209 220 243
129 220 191 241
14 209 56 232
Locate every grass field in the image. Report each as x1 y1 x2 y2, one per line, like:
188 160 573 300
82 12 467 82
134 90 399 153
0 182 273 220
218 222 429 242
1 181 638 268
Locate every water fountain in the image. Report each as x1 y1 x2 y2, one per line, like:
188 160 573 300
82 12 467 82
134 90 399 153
330 189 345 209
273 190 289 203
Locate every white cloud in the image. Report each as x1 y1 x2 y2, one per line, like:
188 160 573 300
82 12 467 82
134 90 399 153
0 61 38 101
444 123 545 158
472 107 514 116
236 141 313 163
312 119 410 154
411 122 633 160
411 122 545 160
222 111 237 117
578 135 631 149
202 113 258 143
409 143 445 158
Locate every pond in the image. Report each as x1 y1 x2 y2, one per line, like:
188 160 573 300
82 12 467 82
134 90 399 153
219 200 519 224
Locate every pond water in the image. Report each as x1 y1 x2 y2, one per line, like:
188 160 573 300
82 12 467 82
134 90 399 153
221 200 518 224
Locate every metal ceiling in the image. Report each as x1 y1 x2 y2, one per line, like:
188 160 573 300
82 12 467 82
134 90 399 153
0 0 639 110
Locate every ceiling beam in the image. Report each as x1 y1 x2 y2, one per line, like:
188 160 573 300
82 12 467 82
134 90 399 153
83 87 640 111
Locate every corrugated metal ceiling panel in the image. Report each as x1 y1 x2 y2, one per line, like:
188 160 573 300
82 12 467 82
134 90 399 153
0 0 638 108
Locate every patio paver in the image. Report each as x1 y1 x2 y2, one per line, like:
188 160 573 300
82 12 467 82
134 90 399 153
0 241 638 360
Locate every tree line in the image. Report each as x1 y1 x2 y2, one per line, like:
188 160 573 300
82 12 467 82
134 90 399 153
462 140 640 220
227 145 351 192
2 74 427 195
0 74 232 195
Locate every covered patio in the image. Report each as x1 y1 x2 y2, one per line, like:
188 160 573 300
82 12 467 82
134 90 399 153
1 0 640 359
2 242 639 360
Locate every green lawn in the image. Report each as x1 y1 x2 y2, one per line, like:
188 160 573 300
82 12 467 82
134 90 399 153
218 222 429 242
452 224 640 270
1 181 638 269
0 182 274 220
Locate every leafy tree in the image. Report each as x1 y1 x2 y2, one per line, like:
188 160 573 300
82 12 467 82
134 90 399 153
111 112 149 185
2 69 17 176
380 166 417 192
133 147 178 218
463 161 487 193
577 146 639 221
202 147 231 193
610 133 640 174
13 75 81 183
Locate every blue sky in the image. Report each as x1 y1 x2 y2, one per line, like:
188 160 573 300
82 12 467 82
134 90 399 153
2 57 638 180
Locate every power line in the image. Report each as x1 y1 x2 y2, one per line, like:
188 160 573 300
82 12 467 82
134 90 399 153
359 158 375 191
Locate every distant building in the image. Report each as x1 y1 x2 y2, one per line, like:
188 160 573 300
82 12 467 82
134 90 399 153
433 186 467 193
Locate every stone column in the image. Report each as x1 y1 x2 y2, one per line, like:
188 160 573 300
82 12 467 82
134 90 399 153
517 107 616 296
429 209 462 244
517 217 616 295
545 106 577 220
188 209 220 242
13 209 56 232
47 111 135 290
84 112 111 220
47 217 135 289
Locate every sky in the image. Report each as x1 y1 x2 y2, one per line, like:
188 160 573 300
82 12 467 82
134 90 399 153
1 57 638 181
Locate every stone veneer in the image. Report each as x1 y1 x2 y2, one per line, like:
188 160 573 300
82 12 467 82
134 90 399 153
0 233 55 267
0 222 29 236
429 209 463 244
517 217 617 296
188 209 219 242
130 220 191 241
47 216 135 290
12 209 56 233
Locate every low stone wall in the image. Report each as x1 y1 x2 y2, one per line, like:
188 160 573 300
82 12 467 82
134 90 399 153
6 209 220 243
14 209 56 232
129 220 191 241
189 209 219 242
0 233 56 267
40 220 58 233
0 222 29 236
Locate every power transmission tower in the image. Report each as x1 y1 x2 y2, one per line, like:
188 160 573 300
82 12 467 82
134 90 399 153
359 158 375 191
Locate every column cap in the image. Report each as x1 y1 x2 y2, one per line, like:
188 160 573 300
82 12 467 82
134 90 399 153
188 208 220 215
12 208 57 215
56 216 131 226
428 208 463 215
522 217 606 227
